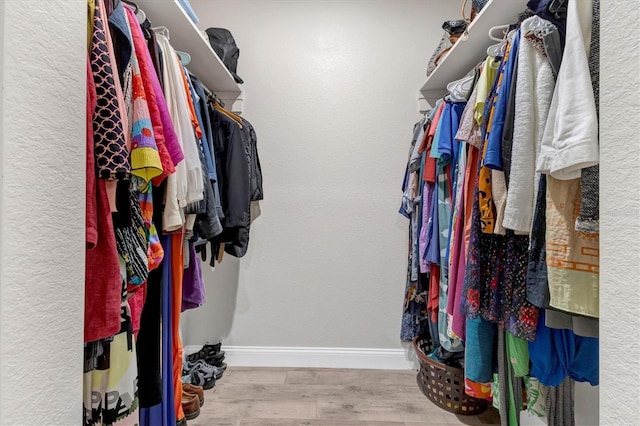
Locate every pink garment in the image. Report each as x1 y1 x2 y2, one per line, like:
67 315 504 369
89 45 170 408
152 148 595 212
133 17 184 170
446 187 465 317
129 284 145 337
450 144 481 339
125 7 176 184
448 207 467 340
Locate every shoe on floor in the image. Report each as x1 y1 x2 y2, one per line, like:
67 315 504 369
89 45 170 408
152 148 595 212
182 370 216 390
181 392 200 420
203 356 227 369
186 341 223 362
183 359 224 380
176 417 187 426
183 383 205 407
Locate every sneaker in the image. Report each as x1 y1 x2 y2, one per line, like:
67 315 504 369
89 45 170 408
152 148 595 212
203 354 226 369
182 369 216 390
203 341 222 354
183 359 224 380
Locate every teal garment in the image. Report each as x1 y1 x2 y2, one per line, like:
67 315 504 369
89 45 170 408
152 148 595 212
464 316 496 382
429 104 448 160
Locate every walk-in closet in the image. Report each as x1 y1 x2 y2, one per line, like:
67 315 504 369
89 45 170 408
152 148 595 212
0 0 637 425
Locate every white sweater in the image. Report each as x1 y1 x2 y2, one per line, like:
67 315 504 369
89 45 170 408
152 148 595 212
537 0 598 180
502 17 556 234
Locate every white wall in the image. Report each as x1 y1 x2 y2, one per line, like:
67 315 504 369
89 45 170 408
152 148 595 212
600 1 640 425
182 0 463 351
0 1 632 425
0 1 86 424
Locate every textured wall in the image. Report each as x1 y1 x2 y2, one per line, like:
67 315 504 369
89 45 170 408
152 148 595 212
182 0 462 349
0 1 86 424
600 1 640 424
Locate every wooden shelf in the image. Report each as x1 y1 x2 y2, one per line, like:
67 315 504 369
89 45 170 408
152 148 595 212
419 0 528 105
137 0 242 99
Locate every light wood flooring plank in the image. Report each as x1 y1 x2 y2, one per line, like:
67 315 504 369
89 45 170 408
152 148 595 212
316 398 406 423
224 367 288 384
217 383 425 402
237 400 318 420
240 420 406 426
193 367 500 426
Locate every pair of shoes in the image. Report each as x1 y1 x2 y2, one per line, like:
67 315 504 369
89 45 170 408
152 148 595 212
203 352 227 369
182 371 215 390
182 364 216 390
186 341 223 362
184 359 224 380
183 383 205 407
181 392 200 420
205 359 228 371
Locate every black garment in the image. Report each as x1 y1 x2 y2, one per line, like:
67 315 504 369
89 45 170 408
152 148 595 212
135 180 166 407
501 51 518 187
526 175 549 308
107 1 133 83
141 19 163 89
243 119 264 201
211 109 252 257
194 143 222 240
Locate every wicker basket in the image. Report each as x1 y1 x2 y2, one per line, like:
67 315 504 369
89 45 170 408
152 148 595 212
413 337 488 416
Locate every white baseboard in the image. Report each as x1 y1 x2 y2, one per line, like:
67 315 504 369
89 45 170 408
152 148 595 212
184 345 419 370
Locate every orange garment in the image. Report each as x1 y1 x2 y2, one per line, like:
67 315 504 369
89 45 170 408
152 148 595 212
423 102 446 183
464 146 480 253
465 377 493 401
177 64 202 140
171 232 185 421
478 85 501 234
478 44 511 234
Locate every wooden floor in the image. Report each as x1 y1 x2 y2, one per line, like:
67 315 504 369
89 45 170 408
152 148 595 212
189 367 501 426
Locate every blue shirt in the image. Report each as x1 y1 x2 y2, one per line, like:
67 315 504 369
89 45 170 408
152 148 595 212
485 30 521 170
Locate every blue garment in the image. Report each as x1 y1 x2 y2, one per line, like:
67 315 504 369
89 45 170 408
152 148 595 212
485 30 521 170
425 181 440 265
528 310 599 386
139 404 163 426
185 71 217 181
437 102 466 168
191 76 225 219
108 2 133 81
430 103 450 160
177 0 199 24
